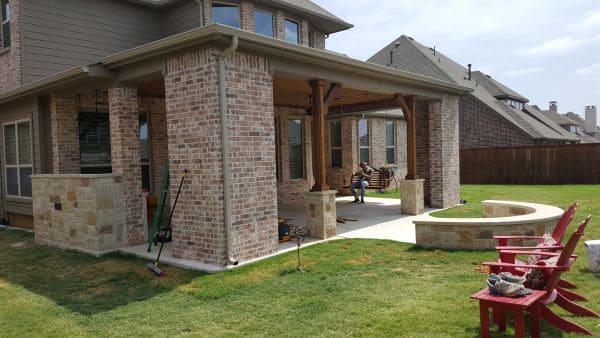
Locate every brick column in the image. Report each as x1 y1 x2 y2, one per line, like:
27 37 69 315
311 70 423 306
300 19 310 46
370 118 387 167
108 85 145 245
395 120 408 178
50 96 80 174
164 47 277 266
415 100 431 204
274 11 285 40
239 0 254 31
201 0 212 25
428 94 460 208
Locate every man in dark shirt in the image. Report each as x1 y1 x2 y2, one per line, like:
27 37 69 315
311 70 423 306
350 162 373 203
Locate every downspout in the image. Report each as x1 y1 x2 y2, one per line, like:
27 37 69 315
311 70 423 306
218 35 239 266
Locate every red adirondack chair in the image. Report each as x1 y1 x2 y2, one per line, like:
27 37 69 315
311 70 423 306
480 216 598 336
493 202 582 298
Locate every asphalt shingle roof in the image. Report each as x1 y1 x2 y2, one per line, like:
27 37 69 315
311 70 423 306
368 35 579 143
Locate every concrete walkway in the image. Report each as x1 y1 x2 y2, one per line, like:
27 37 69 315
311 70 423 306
120 196 441 272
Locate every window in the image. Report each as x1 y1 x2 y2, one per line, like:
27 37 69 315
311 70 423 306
569 125 577 133
330 120 342 168
79 112 112 174
358 119 369 163
1 0 9 48
4 120 32 197
288 119 304 179
506 99 524 111
284 19 299 44
139 113 150 192
254 10 273 37
386 121 395 164
212 3 239 28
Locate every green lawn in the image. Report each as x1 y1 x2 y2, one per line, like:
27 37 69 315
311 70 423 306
1 185 599 337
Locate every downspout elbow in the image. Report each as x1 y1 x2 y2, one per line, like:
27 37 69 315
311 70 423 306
218 36 239 267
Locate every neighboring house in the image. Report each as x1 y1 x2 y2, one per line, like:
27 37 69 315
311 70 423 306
368 35 580 149
0 0 468 266
541 103 600 144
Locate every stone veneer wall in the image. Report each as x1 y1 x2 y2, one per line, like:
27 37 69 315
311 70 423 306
0 0 22 94
460 95 535 149
276 106 313 202
164 47 277 265
414 201 560 250
32 174 126 255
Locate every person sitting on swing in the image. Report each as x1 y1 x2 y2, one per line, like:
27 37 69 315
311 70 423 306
350 162 373 204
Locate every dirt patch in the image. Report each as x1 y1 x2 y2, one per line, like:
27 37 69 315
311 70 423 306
0 280 9 289
96 260 133 274
345 255 373 265
10 241 31 248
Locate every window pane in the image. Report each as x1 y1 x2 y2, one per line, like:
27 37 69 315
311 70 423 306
17 121 31 165
139 113 149 162
331 149 342 168
79 112 112 170
213 3 239 28
4 123 16 165
1 0 8 22
6 167 17 195
359 148 369 164
2 22 9 48
141 164 150 192
284 19 299 44
254 10 273 37
288 119 303 179
19 167 32 197
386 148 395 164
330 120 341 148
386 121 394 147
358 119 369 146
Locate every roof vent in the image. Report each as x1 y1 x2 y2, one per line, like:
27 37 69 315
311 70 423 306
394 41 401 47
408 36 414 40
486 75 491 79
468 64 472 81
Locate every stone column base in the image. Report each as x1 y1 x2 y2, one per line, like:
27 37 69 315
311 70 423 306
305 190 337 239
400 179 425 215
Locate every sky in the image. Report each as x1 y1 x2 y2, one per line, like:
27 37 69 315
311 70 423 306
319 0 600 120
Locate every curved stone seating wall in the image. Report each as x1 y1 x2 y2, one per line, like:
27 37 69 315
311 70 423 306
414 200 563 250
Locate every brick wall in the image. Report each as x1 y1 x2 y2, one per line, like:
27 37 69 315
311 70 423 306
50 96 81 174
108 85 145 246
428 94 460 208
239 0 254 31
460 95 535 149
276 106 313 202
0 0 22 94
139 97 168 194
415 100 431 204
164 47 277 266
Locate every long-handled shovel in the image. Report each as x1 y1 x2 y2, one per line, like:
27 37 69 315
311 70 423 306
148 169 188 277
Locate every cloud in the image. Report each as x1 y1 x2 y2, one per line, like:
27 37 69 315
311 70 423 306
575 62 600 80
503 67 545 76
571 10 600 30
521 37 584 55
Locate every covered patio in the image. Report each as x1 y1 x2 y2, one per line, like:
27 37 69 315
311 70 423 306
1 24 470 268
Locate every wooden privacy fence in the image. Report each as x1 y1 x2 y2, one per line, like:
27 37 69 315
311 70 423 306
460 144 600 184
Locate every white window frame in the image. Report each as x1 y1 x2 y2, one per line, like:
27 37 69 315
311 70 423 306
386 120 396 165
3 118 32 199
254 8 274 37
358 118 370 164
329 119 342 168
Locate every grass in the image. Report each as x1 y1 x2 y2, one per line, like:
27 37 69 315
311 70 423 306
1 185 600 337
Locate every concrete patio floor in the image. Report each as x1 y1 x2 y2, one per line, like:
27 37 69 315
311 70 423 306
120 196 441 272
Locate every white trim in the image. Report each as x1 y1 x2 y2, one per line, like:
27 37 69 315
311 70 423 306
3 118 33 199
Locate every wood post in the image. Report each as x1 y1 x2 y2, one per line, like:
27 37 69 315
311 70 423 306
394 94 417 180
309 79 341 192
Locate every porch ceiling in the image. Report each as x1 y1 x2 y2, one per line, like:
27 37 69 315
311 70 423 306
273 77 391 110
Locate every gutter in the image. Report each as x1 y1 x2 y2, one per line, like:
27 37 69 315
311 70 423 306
0 67 90 104
218 35 239 267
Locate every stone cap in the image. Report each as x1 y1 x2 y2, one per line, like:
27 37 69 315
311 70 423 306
31 174 123 179
305 190 338 196
413 200 563 226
